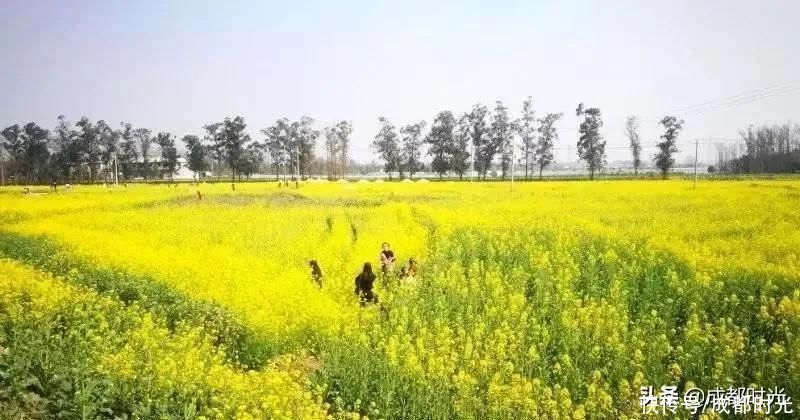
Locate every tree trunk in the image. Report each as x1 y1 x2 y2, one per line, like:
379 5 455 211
525 155 529 180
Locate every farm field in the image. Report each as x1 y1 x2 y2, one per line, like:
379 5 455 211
0 179 798 419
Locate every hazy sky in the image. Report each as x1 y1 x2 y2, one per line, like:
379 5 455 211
1 0 798 164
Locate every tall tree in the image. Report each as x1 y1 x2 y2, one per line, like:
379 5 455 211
491 101 514 179
49 115 79 182
75 117 102 182
373 117 401 180
202 123 223 179
451 114 472 180
182 134 207 182
335 121 353 178
296 116 319 179
262 118 292 181
96 120 119 183
425 111 456 179
654 116 684 179
155 132 179 182
117 123 138 181
467 104 491 179
1 124 24 184
133 128 152 181
21 122 50 183
218 116 252 182
575 103 606 180
324 127 338 179
400 121 426 179
2 123 50 184
625 116 642 174
516 97 537 179
535 113 562 179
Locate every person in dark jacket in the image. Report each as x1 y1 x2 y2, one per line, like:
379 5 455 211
354 262 378 306
379 242 396 273
309 260 323 288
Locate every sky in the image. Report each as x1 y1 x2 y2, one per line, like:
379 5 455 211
1 0 798 165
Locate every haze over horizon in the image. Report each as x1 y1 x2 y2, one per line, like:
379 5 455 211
2 0 798 165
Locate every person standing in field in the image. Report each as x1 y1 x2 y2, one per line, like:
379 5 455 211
379 242 396 273
354 262 378 305
309 260 323 288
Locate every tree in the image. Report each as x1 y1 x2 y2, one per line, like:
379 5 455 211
155 132 179 182
451 114 472 180
217 116 252 182
21 122 50 184
2 123 51 184
335 121 353 178
654 116 684 179
118 122 138 181
49 115 79 182
96 120 119 183
466 104 491 179
182 134 207 182
575 103 606 180
491 101 514 180
324 127 338 179
240 142 263 178
323 121 352 179
400 121 426 179
535 113 562 179
296 116 319 179
373 117 401 180
262 118 292 181
75 117 102 182
516 97 537 179
1 124 24 184
425 111 456 179
202 123 223 179
133 127 152 181
625 116 642 174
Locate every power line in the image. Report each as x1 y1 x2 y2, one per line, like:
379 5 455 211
672 80 797 115
688 85 800 117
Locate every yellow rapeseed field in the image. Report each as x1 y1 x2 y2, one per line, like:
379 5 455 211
0 179 798 418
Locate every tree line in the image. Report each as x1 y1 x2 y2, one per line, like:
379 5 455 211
6 101 796 186
0 115 352 185
713 122 800 174
375 98 685 181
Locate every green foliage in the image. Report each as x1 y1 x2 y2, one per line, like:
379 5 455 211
576 103 606 180
654 116 684 179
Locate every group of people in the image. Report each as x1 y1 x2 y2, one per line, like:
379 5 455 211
307 242 419 307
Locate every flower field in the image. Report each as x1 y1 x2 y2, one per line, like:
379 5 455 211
0 180 798 419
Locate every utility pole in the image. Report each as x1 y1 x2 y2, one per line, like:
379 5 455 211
693 139 699 188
